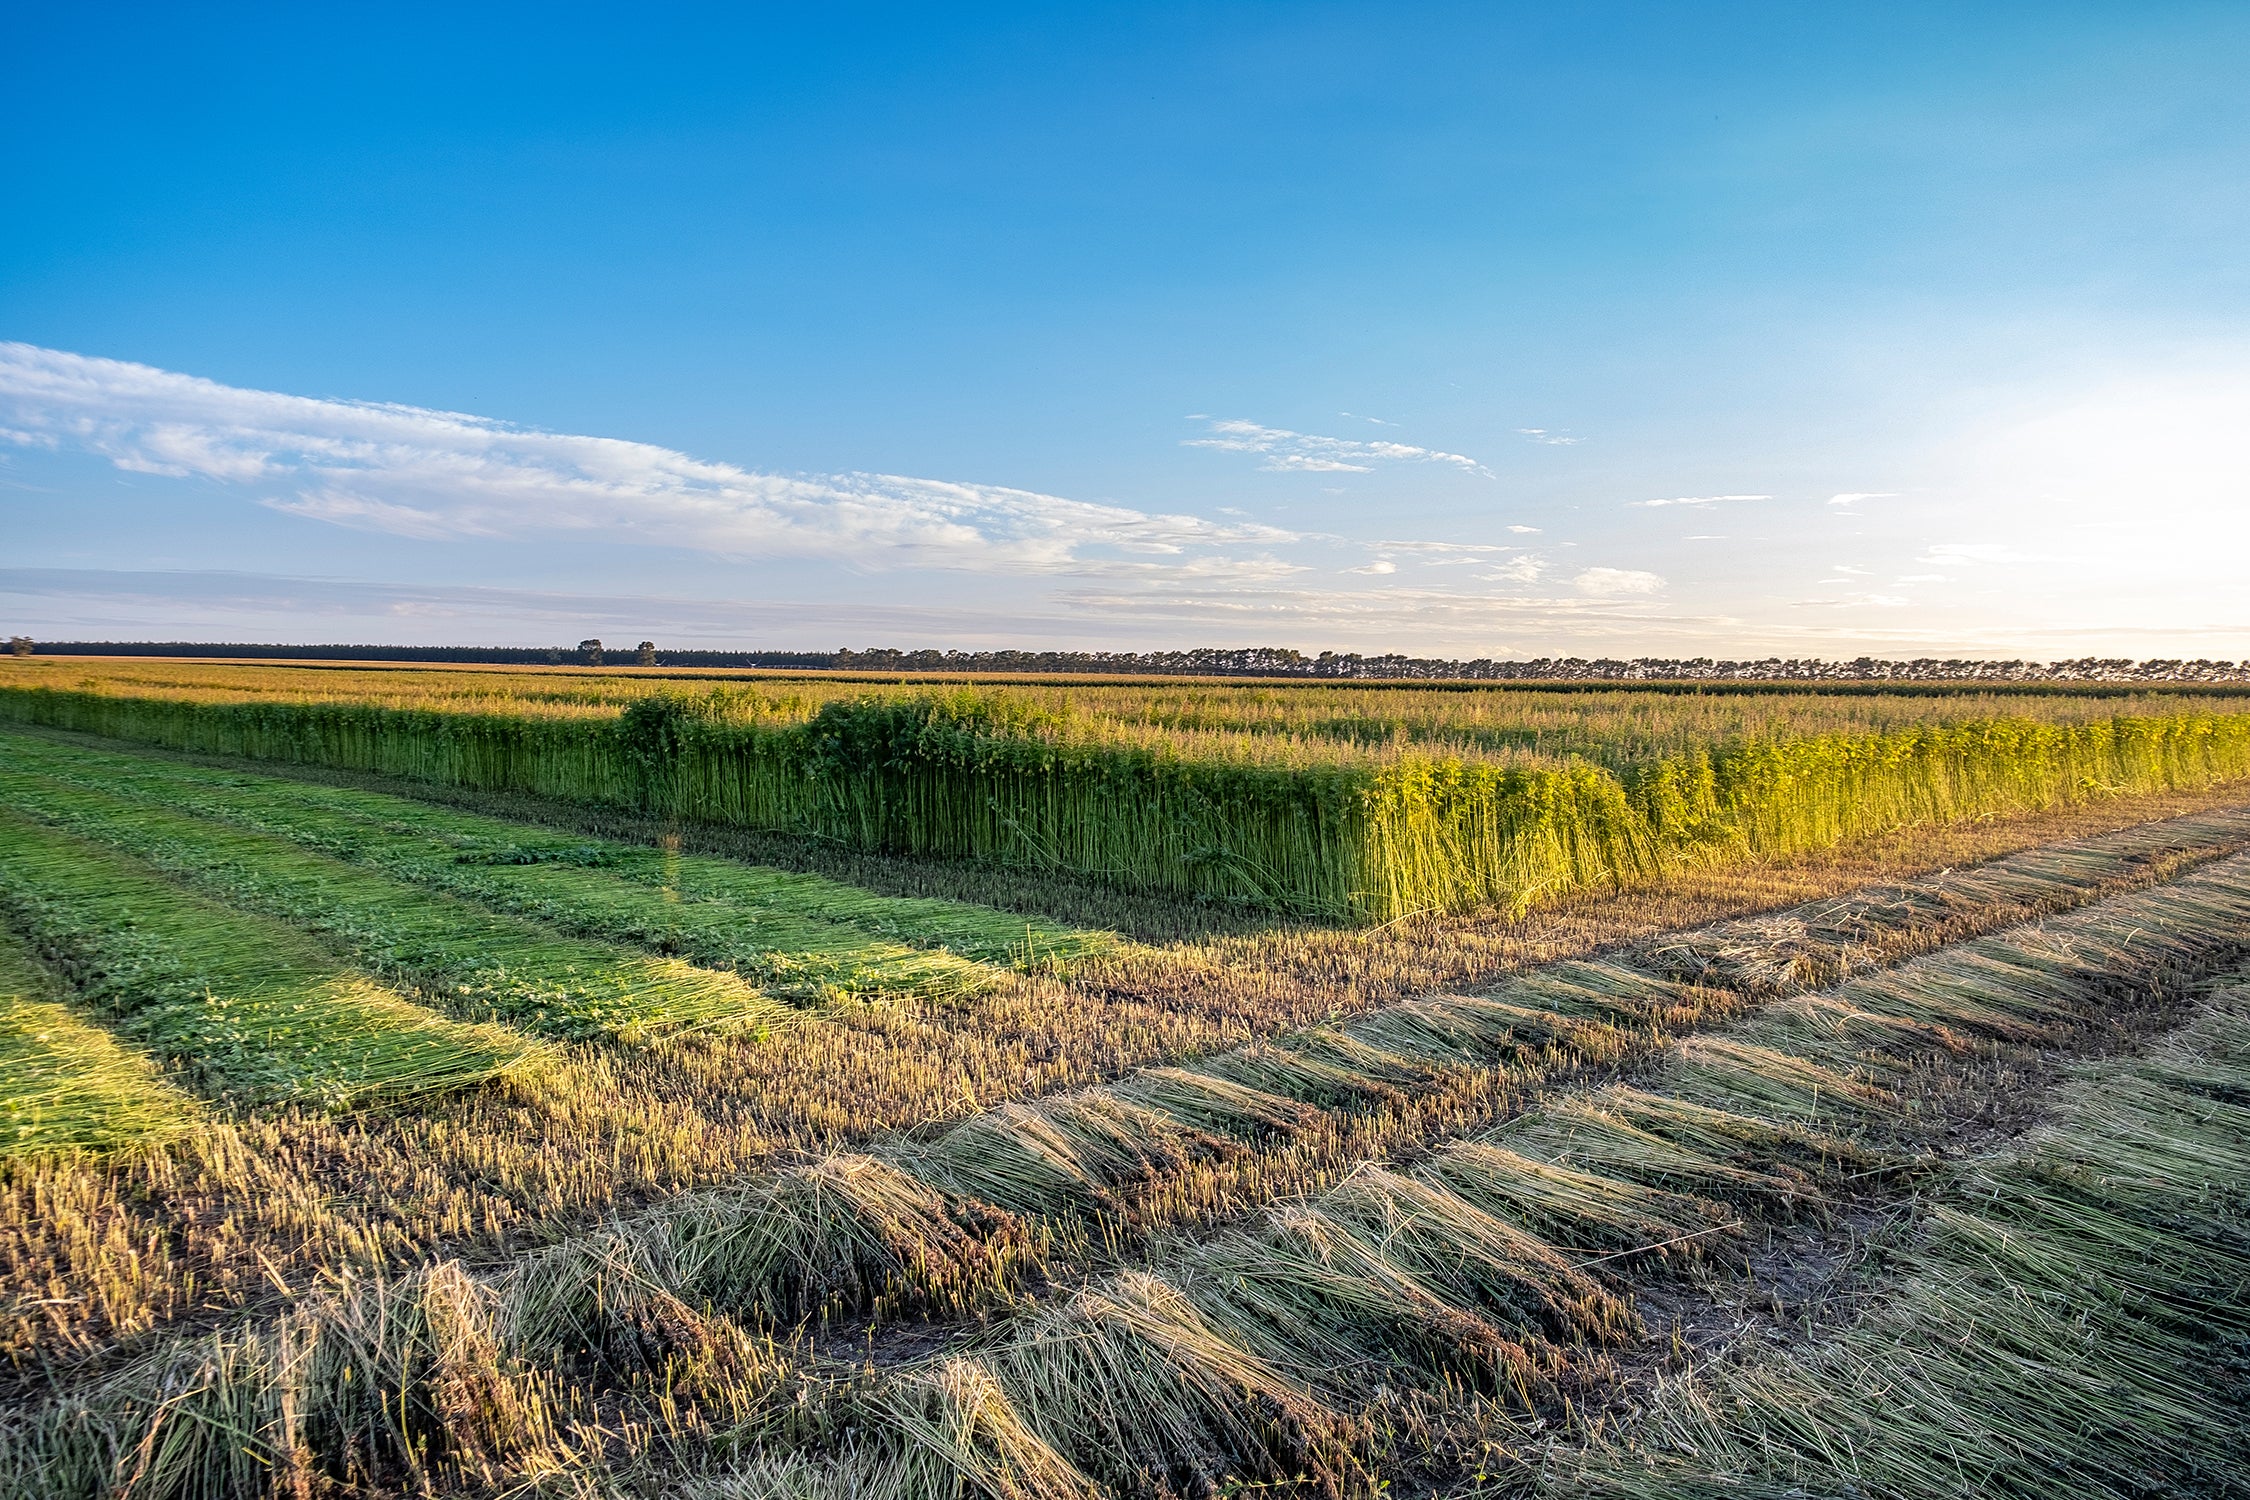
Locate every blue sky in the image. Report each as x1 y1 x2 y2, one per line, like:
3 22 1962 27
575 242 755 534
4 2 2247 657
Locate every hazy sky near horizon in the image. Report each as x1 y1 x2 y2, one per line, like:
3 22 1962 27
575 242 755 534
4 2 2247 658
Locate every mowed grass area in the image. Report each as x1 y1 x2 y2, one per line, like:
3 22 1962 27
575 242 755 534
12 656 2250 918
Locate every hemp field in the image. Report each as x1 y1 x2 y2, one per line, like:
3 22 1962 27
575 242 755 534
2 659 2248 1499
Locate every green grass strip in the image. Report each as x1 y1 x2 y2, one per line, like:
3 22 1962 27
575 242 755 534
0 730 1093 996
0 930 196 1156
0 768 792 1042
0 813 540 1107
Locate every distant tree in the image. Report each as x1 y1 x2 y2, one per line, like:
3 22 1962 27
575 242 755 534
7 636 30 657
637 640 657 666
545 647 564 664
579 638 604 666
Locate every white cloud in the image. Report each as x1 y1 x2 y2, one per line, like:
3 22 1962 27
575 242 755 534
0 342 1298 578
1183 418 1488 475
1826 491 1895 508
1516 428 1581 445
1345 559 1398 575
1629 494 1771 509
1794 590 1911 610
1273 454 1376 473
1506 524 1541 534
1573 567 1666 596
1373 540 1523 559
1917 542 2029 568
1479 555 1547 584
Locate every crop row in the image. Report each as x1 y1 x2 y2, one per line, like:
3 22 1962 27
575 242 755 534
499 836 2250 1355
0 741 1120 1169
0 728 1122 1155
0 730 1101 1003
621 855 2250 1498
12 654 2240 761
1540 987 2250 1499
0 931 194 1156
14 826 2248 1496
0 767 815 1051
0 812 540 1108
9 681 2250 918
4 796 2232 1349
14 798 2241 1395
0 729 1102 968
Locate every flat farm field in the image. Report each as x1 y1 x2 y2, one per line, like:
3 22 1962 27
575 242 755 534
2 660 2248 1499
11 655 2250 920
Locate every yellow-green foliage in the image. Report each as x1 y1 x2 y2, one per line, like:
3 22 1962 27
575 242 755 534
0 933 194 1156
7 668 2250 920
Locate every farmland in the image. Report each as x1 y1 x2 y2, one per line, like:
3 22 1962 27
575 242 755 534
2 661 2249 1498
10 656 2250 920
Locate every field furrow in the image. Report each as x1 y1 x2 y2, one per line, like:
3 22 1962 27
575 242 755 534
0 812 542 1106
0 933 194 1158
0 730 1104 995
0 764 795 1042
13 813 2248 1498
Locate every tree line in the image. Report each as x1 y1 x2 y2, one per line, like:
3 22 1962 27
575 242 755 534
16 638 2250 684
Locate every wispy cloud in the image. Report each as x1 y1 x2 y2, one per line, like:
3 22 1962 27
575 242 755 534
1479 555 1548 584
1793 591 1910 610
1629 494 1771 509
1573 567 1665 596
0 343 1297 578
1516 428 1581 445
1917 542 2030 567
1182 418 1488 475
1826 491 1896 507
3 344 1755 653
1372 540 1525 561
